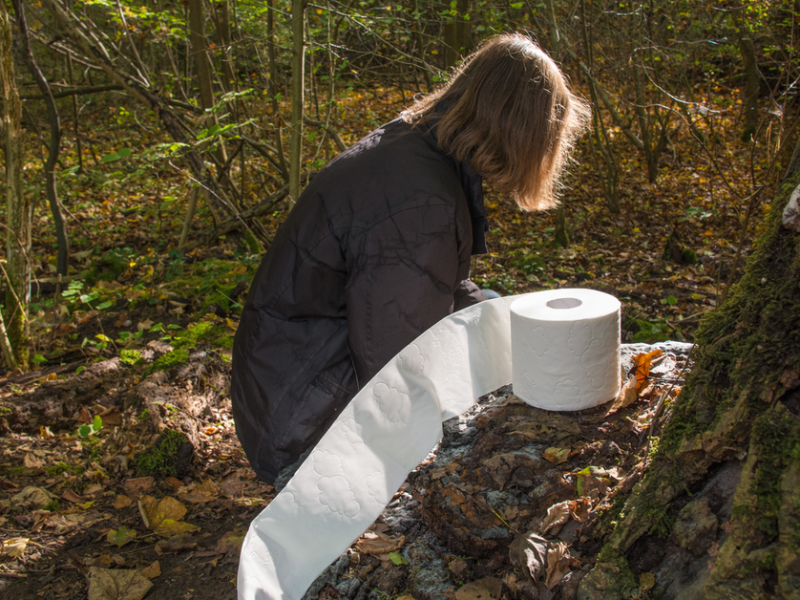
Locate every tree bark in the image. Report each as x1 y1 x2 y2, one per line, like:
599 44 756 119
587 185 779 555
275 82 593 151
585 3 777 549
188 0 215 111
0 1 29 370
289 0 308 206
12 0 69 277
733 5 760 143
579 135 800 598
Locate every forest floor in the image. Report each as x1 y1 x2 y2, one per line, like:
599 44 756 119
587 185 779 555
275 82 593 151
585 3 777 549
0 83 784 599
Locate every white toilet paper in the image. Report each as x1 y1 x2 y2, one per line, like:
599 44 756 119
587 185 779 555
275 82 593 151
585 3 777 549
511 288 621 411
238 291 621 600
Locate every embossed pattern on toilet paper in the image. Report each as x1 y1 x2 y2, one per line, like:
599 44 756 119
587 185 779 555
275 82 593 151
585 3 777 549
238 297 517 600
510 289 621 411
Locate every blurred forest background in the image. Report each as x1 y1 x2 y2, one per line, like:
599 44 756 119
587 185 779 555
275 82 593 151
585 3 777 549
0 0 796 373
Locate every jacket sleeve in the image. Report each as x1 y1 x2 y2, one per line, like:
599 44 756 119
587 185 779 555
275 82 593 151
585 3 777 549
345 201 471 385
454 279 488 311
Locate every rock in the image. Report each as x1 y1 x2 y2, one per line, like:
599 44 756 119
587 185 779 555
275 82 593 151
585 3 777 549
670 497 718 556
454 577 502 600
577 562 636 600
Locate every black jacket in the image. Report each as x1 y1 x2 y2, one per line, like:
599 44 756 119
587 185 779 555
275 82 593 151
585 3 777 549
231 118 488 483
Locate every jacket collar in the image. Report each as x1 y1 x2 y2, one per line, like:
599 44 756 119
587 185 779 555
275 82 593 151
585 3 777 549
420 118 489 255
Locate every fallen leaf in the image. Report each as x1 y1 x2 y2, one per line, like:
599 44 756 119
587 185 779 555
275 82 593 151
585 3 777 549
509 531 548 582
138 495 198 537
0 478 20 492
455 577 503 600
140 561 161 579
123 477 155 498
356 532 405 555
219 471 247 499
114 495 133 510
78 406 94 424
545 541 571 589
177 479 219 504
107 526 137 548
541 501 570 534
634 349 663 393
164 477 183 490
23 453 45 471
1 537 29 558
12 486 54 508
606 377 638 415
39 426 55 439
574 467 610 499
87 567 153 600
543 447 570 465
62 489 87 504
154 519 199 537
568 497 591 522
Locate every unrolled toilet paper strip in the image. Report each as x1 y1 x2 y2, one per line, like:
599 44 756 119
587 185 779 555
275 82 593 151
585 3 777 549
511 288 621 411
238 291 619 600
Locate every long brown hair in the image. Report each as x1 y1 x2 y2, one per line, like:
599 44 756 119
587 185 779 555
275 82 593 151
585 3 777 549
401 34 589 211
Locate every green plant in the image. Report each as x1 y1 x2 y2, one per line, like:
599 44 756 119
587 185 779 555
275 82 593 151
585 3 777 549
78 415 103 438
134 429 191 477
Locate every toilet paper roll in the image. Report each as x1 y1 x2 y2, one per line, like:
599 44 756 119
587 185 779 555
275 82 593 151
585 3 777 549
511 288 621 411
238 291 621 600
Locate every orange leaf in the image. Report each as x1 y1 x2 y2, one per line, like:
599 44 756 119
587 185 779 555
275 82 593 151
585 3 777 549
634 349 663 394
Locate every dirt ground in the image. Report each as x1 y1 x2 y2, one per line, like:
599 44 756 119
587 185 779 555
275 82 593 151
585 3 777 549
0 338 691 600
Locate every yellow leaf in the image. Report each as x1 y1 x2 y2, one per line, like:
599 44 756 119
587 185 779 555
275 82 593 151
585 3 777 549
1 537 29 558
138 495 188 531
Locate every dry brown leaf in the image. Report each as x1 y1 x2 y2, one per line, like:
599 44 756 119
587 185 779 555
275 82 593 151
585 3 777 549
177 479 219 504
543 448 570 465
62 489 87 504
568 497 591 523
123 477 154 499
87 567 153 600
219 471 247 499
78 406 94 424
23 453 45 471
1 537 29 558
164 477 183 490
140 561 161 579
356 532 406 555
541 501 571 534
454 577 503 600
544 541 571 589
509 532 548 582
607 377 638 415
114 495 133 510
12 486 54 507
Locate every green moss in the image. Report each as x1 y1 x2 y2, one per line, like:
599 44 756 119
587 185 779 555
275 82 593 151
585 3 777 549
213 334 235 350
134 429 191 477
0 406 11 415
750 406 800 537
144 347 189 376
119 349 143 366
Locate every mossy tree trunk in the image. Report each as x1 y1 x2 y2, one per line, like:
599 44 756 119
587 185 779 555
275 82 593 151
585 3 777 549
579 139 800 598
